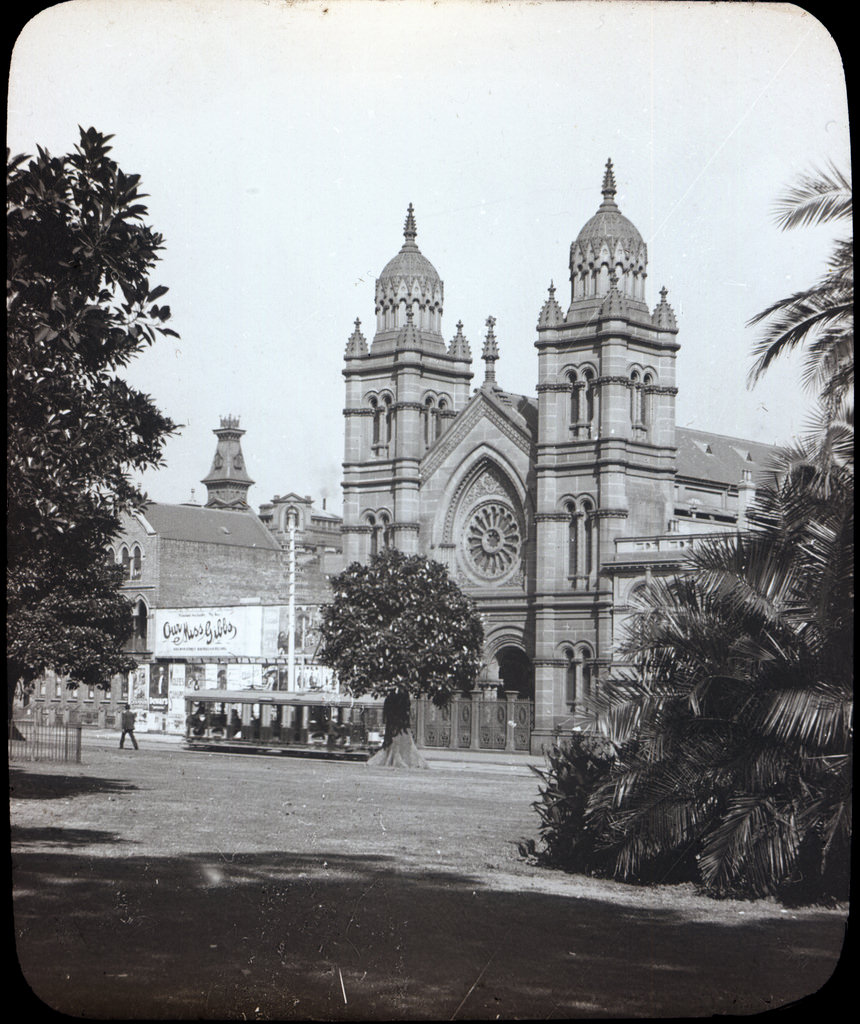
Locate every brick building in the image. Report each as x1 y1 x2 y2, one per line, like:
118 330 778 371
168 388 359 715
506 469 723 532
29 422 342 734
341 162 777 752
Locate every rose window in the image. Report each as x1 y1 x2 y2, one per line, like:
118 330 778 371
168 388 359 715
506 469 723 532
464 502 522 579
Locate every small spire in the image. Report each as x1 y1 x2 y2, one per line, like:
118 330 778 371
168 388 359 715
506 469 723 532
448 319 471 360
600 272 625 318
538 280 564 329
396 304 420 350
345 316 368 358
602 158 617 202
403 203 417 244
481 315 499 387
651 285 678 332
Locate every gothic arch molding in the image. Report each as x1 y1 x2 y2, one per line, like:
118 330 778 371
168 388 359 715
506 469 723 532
435 444 530 548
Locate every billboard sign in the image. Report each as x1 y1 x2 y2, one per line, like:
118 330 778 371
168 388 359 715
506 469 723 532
154 606 264 659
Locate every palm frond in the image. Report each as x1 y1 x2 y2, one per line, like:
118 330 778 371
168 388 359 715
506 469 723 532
755 684 853 751
698 795 800 895
772 164 852 230
747 299 853 386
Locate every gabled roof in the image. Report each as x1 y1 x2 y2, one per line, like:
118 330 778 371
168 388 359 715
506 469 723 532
420 385 537 480
675 427 779 487
136 503 281 549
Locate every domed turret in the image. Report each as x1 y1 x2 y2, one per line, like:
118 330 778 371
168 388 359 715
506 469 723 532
372 204 445 352
569 160 648 310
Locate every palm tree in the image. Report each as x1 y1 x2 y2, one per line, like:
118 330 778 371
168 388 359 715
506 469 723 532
748 164 853 474
585 459 852 899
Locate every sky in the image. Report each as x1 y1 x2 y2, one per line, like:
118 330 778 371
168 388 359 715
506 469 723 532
8 0 850 515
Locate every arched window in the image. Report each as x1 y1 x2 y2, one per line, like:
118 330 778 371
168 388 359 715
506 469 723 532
564 645 594 707
629 371 640 424
565 651 577 706
370 397 381 446
133 600 148 650
565 499 596 587
381 394 394 446
565 500 579 581
131 545 142 580
569 369 596 437
436 399 447 440
568 371 580 426
367 513 378 558
120 546 131 579
423 396 434 447
582 500 595 578
641 372 654 427
583 368 595 426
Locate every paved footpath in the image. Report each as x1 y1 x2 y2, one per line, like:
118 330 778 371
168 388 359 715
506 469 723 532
11 737 849 1019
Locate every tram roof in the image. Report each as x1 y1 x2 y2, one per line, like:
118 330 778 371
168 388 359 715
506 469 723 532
185 689 382 706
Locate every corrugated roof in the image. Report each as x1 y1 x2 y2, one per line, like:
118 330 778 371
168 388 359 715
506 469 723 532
139 503 281 549
675 427 779 487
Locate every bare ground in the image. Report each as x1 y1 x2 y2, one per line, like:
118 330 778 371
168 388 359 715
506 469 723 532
10 732 849 1019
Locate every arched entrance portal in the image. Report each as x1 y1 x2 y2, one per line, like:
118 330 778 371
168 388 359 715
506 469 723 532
495 646 534 700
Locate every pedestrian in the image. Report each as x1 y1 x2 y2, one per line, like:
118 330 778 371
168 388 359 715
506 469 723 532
119 703 139 750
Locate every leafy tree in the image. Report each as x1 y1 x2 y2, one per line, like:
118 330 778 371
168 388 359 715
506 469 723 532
7 127 177 709
318 549 484 767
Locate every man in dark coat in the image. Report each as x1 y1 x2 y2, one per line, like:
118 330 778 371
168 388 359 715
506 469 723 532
120 704 139 750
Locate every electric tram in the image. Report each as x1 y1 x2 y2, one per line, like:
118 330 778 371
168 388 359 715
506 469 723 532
183 688 385 761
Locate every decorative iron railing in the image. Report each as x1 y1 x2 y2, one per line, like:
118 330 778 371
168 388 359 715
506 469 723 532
8 718 83 764
413 692 534 753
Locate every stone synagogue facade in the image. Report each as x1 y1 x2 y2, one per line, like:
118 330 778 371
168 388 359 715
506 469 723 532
21 162 777 755
340 161 776 752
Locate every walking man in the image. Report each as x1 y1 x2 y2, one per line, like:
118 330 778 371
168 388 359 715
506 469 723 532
119 703 139 750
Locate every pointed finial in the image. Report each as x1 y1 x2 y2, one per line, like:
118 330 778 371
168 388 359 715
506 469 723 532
538 281 564 329
481 316 499 387
345 316 368 358
651 285 678 331
602 158 616 201
600 272 625 318
448 319 471 360
403 203 417 243
396 303 420 350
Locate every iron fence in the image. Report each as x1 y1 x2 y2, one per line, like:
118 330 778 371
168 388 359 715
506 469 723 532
414 693 534 753
8 718 83 763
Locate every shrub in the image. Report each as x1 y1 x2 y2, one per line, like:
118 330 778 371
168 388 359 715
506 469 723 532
524 733 616 873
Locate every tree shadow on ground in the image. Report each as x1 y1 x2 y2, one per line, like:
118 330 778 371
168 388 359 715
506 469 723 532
12 846 847 1021
9 768 139 801
11 825 133 848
